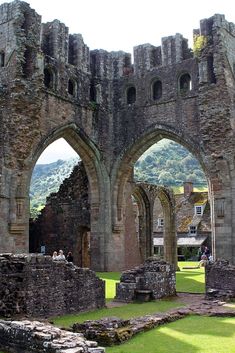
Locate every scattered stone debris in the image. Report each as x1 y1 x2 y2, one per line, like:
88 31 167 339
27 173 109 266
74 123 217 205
0 319 105 353
206 260 235 300
115 258 176 302
0 253 105 318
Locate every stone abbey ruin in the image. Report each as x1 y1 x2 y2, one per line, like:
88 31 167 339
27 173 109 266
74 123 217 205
0 0 235 271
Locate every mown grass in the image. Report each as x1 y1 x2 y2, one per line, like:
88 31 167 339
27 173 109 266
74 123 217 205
176 261 205 293
106 316 235 353
52 262 204 328
52 299 184 328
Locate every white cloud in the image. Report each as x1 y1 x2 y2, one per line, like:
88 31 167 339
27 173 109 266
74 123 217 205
36 138 78 164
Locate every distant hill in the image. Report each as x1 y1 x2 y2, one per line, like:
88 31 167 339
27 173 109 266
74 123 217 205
30 140 207 218
30 157 80 218
134 139 207 187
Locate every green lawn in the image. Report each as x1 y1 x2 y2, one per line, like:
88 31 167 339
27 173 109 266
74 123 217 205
52 299 184 328
53 262 204 328
97 262 205 299
176 261 205 293
106 316 235 353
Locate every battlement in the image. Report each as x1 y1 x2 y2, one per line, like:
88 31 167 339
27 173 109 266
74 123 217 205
0 1 235 105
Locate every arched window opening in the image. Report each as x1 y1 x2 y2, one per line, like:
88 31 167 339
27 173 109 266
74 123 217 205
179 73 192 94
22 47 34 78
152 80 162 100
127 86 136 105
68 79 76 96
207 56 216 84
90 83 96 102
44 68 54 89
0 51 5 67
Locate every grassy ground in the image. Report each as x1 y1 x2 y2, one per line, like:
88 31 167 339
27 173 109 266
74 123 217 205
53 262 204 328
53 299 184 328
97 262 205 299
176 262 205 293
106 316 235 353
1 264 234 353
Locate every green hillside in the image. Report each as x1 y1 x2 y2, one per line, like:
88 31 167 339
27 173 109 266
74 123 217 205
30 157 79 218
134 139 207 187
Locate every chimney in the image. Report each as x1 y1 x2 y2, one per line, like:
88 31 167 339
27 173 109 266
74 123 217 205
184 181 193 197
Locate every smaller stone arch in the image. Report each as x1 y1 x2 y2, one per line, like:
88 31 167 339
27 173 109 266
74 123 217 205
179 72 192 94
134 183 177 268
152 79 162 100
68 78 77 96
132 184 152 262
44 67 55 89
126 86 136 105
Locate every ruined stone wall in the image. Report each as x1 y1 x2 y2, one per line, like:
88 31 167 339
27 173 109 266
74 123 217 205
115 258 176 302
29 161 90 266
206 260 235 299
0 319 105 353
0 253 105 318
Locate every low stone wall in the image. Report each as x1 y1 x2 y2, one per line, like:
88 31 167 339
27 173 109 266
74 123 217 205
206 259 235 300
0 253 105 318
72 300 235 347
0 319 105 353
115 258 176 302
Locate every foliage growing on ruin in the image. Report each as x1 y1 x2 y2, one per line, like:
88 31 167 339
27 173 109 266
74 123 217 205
193 35 207 56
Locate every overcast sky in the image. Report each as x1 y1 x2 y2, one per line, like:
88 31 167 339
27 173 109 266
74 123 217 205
1 0 235 163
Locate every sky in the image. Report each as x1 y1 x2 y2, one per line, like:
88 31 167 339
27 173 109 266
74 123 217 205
2 0 235 163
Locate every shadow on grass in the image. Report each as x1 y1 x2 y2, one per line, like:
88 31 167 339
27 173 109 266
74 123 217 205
106 316 235 353
176 268 205 293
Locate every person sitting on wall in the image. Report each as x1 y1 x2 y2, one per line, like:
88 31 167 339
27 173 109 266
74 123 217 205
56 250 66 260
52 251 58 260
66 251 73 263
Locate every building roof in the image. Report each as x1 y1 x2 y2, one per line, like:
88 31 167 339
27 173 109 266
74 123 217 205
153 235 207 247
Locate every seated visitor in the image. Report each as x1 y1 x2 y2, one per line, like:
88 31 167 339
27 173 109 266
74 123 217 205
52 251 57 260
56 249 66 260
66 251 74 263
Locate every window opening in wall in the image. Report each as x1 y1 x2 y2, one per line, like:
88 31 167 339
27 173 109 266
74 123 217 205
189 225 197 235
0 52 5 67
44 68 54 89
195 205 203 216
22 47 34 78
127 86 136 105
152 80 162 100
179 73 192 94
90 83 96 102
157 218 164 227
68 79 75 96
207 55 216 84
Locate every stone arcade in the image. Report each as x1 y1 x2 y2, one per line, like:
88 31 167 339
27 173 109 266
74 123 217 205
0 0 235 270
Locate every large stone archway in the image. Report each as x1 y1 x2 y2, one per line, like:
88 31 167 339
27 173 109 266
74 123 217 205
0 2 235 269
2 123 111 271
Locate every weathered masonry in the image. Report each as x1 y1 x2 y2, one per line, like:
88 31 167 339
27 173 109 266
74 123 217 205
0 0 235 270
0 253 105 318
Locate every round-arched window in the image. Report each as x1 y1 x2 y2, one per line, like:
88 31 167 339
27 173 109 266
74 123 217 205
152 80 162 100
127 86 136 105
179 73 192 94
44 68 54 89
